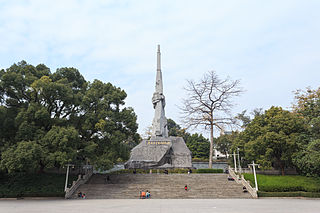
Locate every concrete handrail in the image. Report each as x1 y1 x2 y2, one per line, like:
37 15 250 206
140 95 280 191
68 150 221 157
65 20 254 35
241 174 258 198
228 166 241 184
228 167 258 198
65 166 93 199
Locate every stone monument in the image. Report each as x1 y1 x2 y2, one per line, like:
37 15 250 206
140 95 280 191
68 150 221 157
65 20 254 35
124 45 192 169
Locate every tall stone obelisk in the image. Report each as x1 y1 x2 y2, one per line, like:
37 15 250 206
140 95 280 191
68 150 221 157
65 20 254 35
151 45 168 138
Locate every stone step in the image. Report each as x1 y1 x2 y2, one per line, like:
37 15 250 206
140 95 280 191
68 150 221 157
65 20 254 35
72 173 252 199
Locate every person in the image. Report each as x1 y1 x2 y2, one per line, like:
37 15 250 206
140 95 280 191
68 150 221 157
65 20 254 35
188 169 192 174
146 190 150 198
133 169 136 174
78 191 82 198
105 175 110 183
184 185 188 191
82 193 86 199
243 186 248 193
164 169 168 174
140 191 146 199
227 176 234 181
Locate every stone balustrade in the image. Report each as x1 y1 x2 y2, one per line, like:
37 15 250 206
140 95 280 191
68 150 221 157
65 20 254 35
65 166 93 199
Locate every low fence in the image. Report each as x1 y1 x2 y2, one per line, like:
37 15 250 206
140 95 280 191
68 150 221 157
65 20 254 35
65 166 93 199
228 166 258 198
241 168 298 175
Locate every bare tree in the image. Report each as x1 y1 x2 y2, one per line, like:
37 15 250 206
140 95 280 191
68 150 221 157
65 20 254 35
180 71 243 168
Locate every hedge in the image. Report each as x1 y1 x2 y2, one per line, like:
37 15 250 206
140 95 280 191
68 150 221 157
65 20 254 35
258 191 320 198
0 173 76 198
195 169 223 173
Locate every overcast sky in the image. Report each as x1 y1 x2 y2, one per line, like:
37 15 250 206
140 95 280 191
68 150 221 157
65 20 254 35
0 0 319 136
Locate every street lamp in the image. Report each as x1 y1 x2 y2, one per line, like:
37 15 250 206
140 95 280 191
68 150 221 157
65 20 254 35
64 164 74 192
230 151 237 172
237 147 241 175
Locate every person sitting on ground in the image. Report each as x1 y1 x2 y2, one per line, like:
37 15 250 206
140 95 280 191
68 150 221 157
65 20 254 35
82 193 86 199
227 176 234 181
243 186 248 193
184 185 188 191
78 191 82 198
146 190 150 198
140 191 146 199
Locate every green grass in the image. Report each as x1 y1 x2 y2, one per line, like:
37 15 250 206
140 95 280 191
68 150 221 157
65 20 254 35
0 173 77 198
243 173 320 197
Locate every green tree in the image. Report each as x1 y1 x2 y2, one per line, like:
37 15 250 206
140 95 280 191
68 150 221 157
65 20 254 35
216 132 239 156
186 133 210 159
0 61 139 173
0 141 44 173
292 87 320 176
167 118 181 137
240 106 305 175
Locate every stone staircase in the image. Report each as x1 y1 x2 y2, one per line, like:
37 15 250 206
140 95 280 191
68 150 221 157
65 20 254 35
72 173 252 199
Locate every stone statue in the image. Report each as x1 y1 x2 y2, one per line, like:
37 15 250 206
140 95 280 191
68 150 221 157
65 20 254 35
151 45 168 138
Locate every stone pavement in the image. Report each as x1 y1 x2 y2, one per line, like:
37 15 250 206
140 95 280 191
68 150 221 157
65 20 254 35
1 198 320 213
72 173 252 199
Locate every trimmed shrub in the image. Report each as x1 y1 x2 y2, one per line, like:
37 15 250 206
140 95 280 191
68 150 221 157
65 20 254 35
258 191 320 198
195 169 223 173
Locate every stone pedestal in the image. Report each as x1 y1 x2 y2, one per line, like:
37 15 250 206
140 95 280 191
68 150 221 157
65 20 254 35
124 136 192 169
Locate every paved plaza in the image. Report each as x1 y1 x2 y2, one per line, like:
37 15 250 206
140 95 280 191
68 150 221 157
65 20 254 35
1 198 320 213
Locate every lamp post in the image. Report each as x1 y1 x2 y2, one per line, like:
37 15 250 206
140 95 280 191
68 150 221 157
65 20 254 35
230 151 238 172
237 148 242 175
248 161 259 191
64 164 74 192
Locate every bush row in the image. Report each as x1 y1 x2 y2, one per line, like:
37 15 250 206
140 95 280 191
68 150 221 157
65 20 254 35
258 191 320 198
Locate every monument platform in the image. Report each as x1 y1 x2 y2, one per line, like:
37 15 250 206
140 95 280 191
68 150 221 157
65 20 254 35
124 136 192 169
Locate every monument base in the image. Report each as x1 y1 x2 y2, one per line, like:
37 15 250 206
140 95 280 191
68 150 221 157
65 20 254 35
124 136 192 169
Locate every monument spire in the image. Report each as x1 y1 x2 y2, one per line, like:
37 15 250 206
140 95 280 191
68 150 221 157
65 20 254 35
151 45 168 138
155 45 163 94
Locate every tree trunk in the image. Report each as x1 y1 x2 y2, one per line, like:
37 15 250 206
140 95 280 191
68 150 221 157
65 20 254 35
209 123 214 169
38 161 45 174
280 163 285 176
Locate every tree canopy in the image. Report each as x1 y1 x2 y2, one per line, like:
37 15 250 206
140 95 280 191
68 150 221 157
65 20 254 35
0 61 139 173
292 88 320 176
